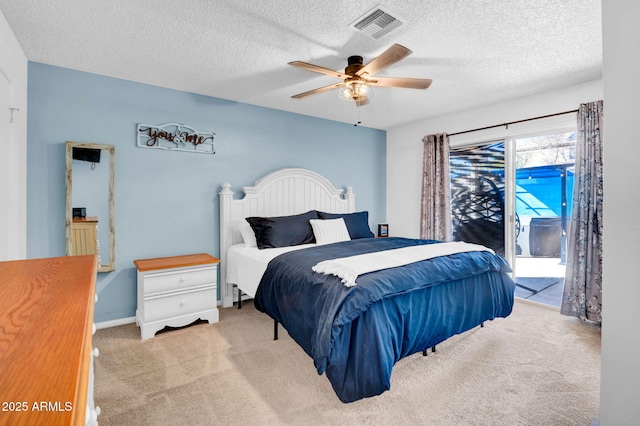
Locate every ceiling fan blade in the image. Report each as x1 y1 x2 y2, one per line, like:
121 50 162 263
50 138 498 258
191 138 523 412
291 82 344 99
368 76 433 90
288 61 345 79
356 44 412 77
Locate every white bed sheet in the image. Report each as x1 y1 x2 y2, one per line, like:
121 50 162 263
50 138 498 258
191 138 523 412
226 243 316 298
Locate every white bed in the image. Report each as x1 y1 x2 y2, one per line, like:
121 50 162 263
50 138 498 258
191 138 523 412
225 243 315 298
218 168 355 308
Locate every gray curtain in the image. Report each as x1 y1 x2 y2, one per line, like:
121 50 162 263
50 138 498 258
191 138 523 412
561 100 603 322
420 133 453 241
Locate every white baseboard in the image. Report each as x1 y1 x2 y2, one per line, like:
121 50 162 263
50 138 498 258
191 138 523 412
95 316 136 330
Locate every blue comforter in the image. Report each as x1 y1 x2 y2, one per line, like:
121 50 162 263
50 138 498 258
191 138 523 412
254 237 515 402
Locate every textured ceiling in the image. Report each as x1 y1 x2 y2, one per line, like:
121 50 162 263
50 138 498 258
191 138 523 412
0 0 602 130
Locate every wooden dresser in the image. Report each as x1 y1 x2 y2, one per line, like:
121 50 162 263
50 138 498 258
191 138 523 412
134 253 220 339
0 255 99 425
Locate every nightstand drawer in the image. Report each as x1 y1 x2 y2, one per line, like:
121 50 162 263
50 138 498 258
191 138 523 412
143 287 216 322
141 265 217 295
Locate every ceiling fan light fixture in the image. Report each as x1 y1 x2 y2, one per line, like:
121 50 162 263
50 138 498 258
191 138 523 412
289 44 431 106
338 81 373 103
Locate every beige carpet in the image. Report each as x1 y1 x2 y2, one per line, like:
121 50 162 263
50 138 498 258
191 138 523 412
94 300 601 425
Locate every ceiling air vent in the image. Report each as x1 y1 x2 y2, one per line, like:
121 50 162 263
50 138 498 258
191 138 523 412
349 5 405 40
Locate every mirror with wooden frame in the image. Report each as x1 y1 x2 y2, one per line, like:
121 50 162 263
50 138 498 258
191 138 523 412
65 141 115 272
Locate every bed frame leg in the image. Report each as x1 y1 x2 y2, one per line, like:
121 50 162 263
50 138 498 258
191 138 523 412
234 285 243 310
420 322 483 359
422 345 436 356
274 320 279 340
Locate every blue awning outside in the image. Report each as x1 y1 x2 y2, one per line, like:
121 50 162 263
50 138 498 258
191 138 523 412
515 164 573 218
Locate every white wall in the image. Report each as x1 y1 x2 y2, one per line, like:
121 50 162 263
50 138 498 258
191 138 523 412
0 9 27 260
600 1 640 424
386 79 603 238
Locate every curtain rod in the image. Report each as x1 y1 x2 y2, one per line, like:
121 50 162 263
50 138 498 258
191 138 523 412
447 109 579 137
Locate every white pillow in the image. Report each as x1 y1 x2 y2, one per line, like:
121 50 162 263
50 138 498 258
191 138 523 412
310 218 351 245
235 219 257 248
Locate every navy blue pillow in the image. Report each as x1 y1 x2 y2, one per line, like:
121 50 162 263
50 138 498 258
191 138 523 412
317 211 374 239
246 210 319 249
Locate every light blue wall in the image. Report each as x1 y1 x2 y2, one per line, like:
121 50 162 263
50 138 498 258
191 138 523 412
27 62 386 322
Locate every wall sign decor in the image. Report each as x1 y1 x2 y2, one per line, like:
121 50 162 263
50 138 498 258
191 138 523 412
137 123 216 154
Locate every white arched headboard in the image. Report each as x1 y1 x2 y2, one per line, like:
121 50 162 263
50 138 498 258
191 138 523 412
218 168 356 307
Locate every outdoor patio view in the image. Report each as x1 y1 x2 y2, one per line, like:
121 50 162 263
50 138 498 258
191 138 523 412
513 131 575 308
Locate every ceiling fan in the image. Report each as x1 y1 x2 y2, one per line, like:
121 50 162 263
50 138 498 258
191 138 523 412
288 44 432 106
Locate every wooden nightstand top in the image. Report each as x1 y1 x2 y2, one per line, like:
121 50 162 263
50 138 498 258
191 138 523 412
73 216 98 223
134 253 220 272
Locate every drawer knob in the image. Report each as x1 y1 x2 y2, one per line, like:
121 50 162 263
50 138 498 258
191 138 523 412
180 300 186 306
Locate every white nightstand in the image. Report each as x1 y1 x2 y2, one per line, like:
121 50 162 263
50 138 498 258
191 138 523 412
134 253 220 339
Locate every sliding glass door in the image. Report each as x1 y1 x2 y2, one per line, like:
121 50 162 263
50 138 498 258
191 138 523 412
450 141 506 255
450 130 576 308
